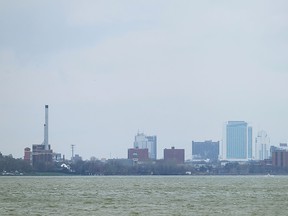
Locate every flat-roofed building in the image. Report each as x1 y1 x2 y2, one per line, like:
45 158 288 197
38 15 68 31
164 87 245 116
164 147 185 164
32 144 53 169
24 147 32 164
272 150 288 167
223 121 252 161
128 148 149 163
192 140 219 162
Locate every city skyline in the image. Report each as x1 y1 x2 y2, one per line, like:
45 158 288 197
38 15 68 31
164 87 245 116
1 118 287 162
2 104 286 161
1 1 288 160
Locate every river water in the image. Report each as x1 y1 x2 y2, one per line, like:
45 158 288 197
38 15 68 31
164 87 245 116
0 175 288 215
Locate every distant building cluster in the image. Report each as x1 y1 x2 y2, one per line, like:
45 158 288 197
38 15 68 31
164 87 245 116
133 132 157 160
23 106 288 170
128 133 185 164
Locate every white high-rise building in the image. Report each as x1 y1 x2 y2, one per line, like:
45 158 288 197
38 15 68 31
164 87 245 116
255 130 270 160
134 132 157 160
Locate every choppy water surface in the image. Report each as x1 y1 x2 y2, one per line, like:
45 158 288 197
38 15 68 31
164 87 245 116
1 175 288 215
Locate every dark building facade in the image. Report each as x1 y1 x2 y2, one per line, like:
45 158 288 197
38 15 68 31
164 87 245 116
192 140 219 161
272 150 288 167
128 148 149 162
164 147 185 164
32 144 53 169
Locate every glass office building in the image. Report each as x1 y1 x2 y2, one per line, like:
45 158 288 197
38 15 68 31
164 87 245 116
226 121 252 160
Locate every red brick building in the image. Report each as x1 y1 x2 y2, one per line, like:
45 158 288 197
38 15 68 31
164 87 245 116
24 147 31 164
128 148 149 162
272 150 288 167
164 147 185 164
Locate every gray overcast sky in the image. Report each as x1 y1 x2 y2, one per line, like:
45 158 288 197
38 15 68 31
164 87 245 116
0 0 288 160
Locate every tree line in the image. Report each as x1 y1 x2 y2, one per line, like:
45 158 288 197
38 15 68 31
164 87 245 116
1 152 288 175
0 152 32 174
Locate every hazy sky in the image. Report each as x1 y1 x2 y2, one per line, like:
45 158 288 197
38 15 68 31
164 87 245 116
1 0 288 160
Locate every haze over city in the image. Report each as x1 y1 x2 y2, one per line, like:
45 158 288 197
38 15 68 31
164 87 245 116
0 1 287 160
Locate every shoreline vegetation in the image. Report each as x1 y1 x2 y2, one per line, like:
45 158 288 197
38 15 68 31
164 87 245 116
1 152 288 176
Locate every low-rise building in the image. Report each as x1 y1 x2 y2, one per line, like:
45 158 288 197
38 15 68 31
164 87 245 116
23 147 32 165
32 144 53 169
128 148 149 163
192 140 219 161
164 147 185 164
272 150 288 167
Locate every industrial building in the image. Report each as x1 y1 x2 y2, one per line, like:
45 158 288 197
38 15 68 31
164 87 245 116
30 105 54 169
32 144 53 168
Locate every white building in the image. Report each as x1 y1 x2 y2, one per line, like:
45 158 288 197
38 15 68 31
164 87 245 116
255 130 270 160
134 132 157 160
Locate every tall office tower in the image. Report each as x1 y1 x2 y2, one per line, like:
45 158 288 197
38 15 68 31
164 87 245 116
248 127 253 159
255 131 270 160
134 133 147 149
146 136 157 160
133 132 157 160
192 140 219 161
224 121 252 161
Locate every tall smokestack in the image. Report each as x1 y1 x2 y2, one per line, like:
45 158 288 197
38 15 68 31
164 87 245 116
44 105 49 150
